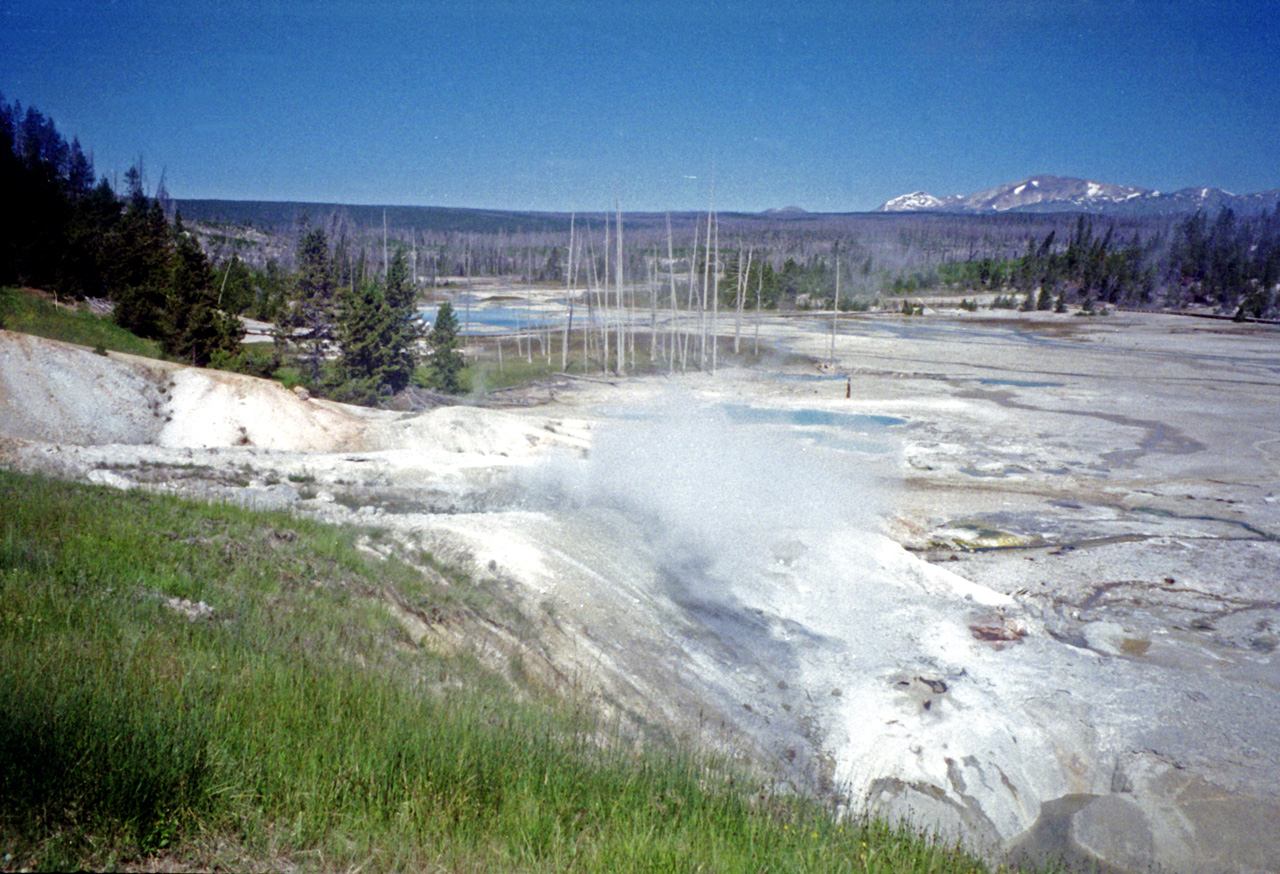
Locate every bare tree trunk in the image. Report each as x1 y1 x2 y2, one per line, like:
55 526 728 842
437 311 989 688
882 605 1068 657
649 243 657 362
586 222 601 371
684 217 699 372
711 211 719 373
531 246 549 365
217 260 230 309
512 274 523 361
562 213 575 372
602 218 610 374
735 248 751 354
830 254 840 364
525 271 534 365
666 214 678 372
615 203 625 376
754 257 762 356
464 249 471 337
628 254 636 371
700 217 710 371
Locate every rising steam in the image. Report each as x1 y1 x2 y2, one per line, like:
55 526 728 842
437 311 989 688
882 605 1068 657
529 390 890 589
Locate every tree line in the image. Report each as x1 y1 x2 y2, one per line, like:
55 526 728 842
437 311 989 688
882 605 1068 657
178 188 1280 321
1164 208 1280 318
0 95 462 402
0 93 242 366
887 211 1279 319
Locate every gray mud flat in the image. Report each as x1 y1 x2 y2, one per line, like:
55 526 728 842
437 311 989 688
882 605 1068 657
3 312 1279 874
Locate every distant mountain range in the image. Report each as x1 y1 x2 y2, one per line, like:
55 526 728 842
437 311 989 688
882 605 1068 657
875 174 1280 217
760 206 809 217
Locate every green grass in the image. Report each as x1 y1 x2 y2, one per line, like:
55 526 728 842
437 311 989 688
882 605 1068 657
0 287 163 359
0 469 1045 872
450 331 778 395
460 351 568 392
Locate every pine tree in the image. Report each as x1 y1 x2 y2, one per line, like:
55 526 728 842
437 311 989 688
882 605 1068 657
213 255 254 314
65 138 93 200
109 163 172 339
426 300 464 393
381 247 419 393
335 280 392 403
334 248 420 403
285 226 335 380
162 220 244 367
250 260 288 322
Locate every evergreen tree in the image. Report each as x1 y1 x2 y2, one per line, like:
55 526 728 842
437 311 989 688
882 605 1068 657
758 260 780 308
426 300 464 393
285 226 335 380
249 259 288 322
381 247 420 392
539 246 563 283
65 138 94 200
1013 237 1037 292
334 280 393 403
58 177 118 299
213 255 254 315
334 248 419 403
163 218 243 366
109 163 172 339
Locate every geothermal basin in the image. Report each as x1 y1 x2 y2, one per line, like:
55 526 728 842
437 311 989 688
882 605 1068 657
2 309 1278 873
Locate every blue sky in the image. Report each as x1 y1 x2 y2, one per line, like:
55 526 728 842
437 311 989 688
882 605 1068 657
2 0 1276 212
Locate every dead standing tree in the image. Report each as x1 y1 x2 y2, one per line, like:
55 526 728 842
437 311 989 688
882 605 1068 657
561 213 575 372
600 218 610 374
830 250 840 365
711 209 720 373
666 214 681 372
684 217 700 372
735 247 753 355
615 203 626 376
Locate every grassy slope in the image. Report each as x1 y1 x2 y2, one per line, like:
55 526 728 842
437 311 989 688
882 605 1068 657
0 287 163 359
0 470 1038 873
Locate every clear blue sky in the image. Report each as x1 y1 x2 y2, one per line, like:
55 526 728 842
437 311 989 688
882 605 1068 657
2 0 1276 212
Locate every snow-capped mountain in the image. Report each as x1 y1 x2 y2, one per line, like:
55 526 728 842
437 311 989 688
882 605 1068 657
875 175 1280 216
957 175 1147 212
876 191 950 212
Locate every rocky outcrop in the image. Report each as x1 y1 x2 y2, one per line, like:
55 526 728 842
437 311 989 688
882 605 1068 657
0 330 365 451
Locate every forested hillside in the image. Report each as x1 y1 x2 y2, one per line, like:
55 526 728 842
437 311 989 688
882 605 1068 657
0 96 425 400
0 94 242 366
